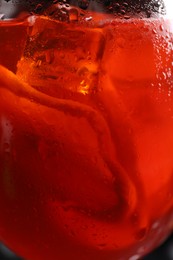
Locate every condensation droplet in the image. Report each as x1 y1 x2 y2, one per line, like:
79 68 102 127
45 50 54 64
35 4 43 13
162 72 167 80
85 16 92 22
120 9 126 15
116 37 126 48
78 0 90 10
160 24 164 31
124 15 130 19
35 59 42 67
123 2 128 8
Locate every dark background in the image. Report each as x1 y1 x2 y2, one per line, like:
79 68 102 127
1 235 173 260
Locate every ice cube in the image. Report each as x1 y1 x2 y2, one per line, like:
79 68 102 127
17 15 106 96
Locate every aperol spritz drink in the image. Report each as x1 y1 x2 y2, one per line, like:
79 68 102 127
0 0 173 259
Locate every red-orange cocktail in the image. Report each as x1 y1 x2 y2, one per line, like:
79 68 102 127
0 3 173 260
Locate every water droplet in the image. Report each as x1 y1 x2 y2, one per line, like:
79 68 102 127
124 15 130 19
85 16 92 22
108 6 113 12
152 29 157 34
120 8 126 15
123 2 128 8
45 50 54 64
35 4 43 13
35 59 42 67
78 0 90 10
160 24 164 31
162 72 167 80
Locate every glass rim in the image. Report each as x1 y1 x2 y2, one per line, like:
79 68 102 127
0 14 34 26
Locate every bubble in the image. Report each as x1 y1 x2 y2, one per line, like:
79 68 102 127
45 50 55 64
160 24 164 31
114 3 120 9
35 59 42 67
44 3 70 22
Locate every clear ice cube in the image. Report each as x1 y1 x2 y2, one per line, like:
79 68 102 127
17 14 105 95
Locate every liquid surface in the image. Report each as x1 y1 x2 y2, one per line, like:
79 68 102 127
0 12 173 260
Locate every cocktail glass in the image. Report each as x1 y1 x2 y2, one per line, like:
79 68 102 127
0 0 173 259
